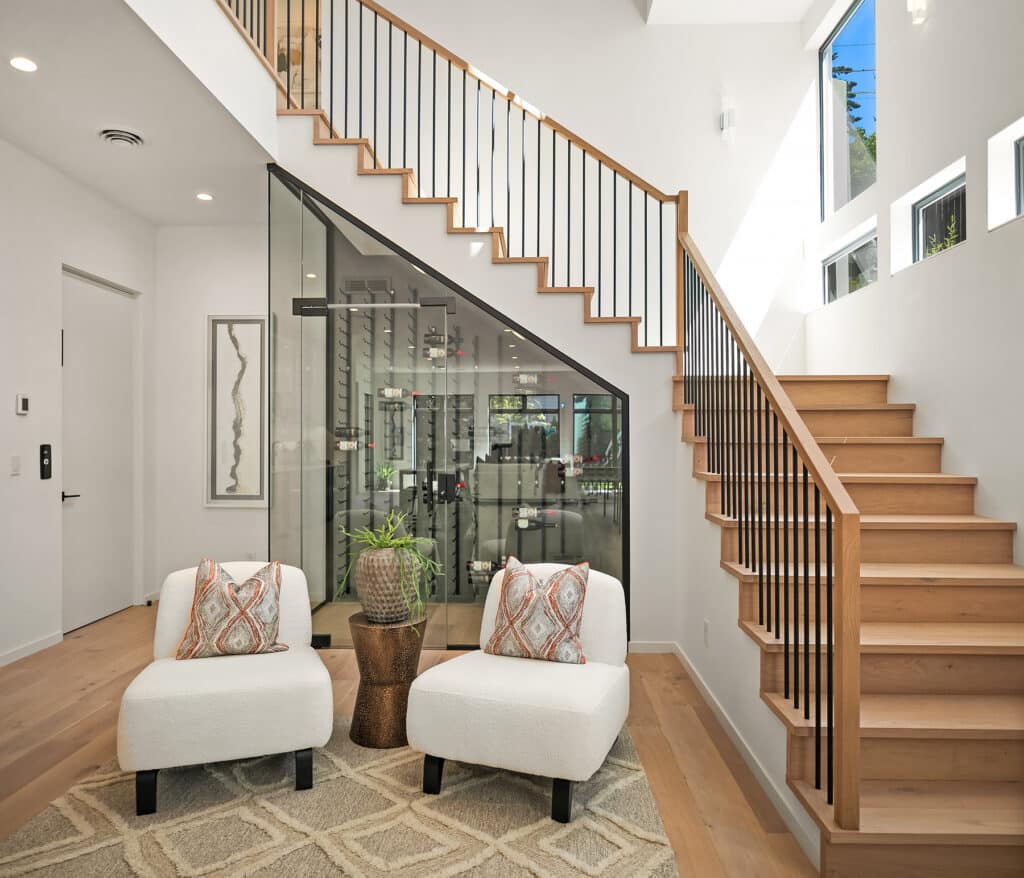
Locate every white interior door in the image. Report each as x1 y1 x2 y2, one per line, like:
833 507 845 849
62 273 137 632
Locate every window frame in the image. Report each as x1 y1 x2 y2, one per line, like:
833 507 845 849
822 229 878 304
818 0 875 219
487 393 561 459
912 174 967 263
1015 136 1024 218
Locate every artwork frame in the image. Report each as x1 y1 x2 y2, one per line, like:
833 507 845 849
205 315 267 507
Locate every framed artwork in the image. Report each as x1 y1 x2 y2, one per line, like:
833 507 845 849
206 315 267 507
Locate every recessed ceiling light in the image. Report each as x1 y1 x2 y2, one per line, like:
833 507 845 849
305 272 317 279
383 328 392 334
408 345 415 350
10 57 37 73
349 307 358 312
508 344 516 348
196 192 214 202
511 356 518 360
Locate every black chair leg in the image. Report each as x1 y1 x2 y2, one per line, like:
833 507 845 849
423 755 445 794
136 769 158 816
295 748 313 791
552 778 573 823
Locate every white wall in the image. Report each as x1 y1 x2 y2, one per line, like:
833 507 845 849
0 136 156 664
802 0 1024 556
147 225 269 591
377 0 818 346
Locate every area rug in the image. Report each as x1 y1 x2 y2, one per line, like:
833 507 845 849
0 720 678 877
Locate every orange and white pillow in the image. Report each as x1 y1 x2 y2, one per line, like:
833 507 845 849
484 557 589 664
176 559 289 659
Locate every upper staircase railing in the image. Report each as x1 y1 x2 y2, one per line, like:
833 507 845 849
217 0 862 830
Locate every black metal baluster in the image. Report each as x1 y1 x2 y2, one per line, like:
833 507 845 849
774 413 780 638
447 60 452 197
315 0 320 110
506 95 510 241
803 464 810 721
328 0 334 136
462 71 466 219
476 80 480 226
732 341 739 520
357 2 361 134
286 0 291 107
489 88 495 228
416 41 421 195
659 202 664 346
401 31 406 164
793 446 800 710
783 431 790 698
740 362 749 567
551 129 556 283
300 0 305 107
644 194 649 346
613 172 618 316
521 106 526 257
757 382 764 625
344 0 349 137
814 484 822 789
628 182 634 319
387 23 392 165
765 399 772 632
373 12 378 167
826 504 834 804
567 142 572 284
582 153 587 289
720 319 728 515
536 117 541 257
432 50 437 197
597 161 602 315
747 371 755 571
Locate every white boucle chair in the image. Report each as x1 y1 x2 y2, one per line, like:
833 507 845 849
406 564 629 823
117 563 334 815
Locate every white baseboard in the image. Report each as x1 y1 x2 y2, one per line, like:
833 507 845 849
0 631 63 667
667 640 821 867
627 640 677 653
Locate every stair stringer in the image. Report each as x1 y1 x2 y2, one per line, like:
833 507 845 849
276 113 680 645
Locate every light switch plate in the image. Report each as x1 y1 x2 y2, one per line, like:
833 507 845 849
15 395 29 416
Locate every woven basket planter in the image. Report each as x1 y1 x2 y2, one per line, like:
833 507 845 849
354 548 422 624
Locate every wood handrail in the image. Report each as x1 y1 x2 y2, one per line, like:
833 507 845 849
678 227 861 830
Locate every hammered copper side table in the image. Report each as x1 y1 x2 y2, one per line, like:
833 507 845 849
348 612 427 748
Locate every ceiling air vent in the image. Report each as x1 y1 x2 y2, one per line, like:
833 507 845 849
99 128 144 148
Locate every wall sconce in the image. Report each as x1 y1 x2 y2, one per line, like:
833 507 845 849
719 98 736 142
907 0 928 24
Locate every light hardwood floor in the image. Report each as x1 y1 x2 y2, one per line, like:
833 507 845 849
0 606 816 876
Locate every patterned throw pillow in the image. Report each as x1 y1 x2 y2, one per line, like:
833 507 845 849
176 560 289 660
484 558 589 664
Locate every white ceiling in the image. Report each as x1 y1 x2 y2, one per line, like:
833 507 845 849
0 0 270 225
643 0 816 24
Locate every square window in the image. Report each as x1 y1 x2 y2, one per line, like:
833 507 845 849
820 0 877 216
823 234 878 304
913 176 966 263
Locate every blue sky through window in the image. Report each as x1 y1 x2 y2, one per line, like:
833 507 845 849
829 0 876 139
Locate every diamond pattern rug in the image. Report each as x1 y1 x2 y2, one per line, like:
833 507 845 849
0 720 678 877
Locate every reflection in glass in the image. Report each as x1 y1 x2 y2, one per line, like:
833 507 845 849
821 0 876 213
268 170 627 649
824 235 878 303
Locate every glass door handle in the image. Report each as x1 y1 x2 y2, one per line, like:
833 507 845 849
61 491 81 502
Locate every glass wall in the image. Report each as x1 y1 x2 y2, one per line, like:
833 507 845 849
268 170 627 648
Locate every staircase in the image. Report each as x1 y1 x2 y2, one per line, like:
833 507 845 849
216 1 1024 873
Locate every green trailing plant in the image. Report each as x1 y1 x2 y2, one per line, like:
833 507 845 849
927 213 960 257
340 510 440 623
374 462 397 487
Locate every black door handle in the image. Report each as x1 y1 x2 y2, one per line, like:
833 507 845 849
61 492 81 502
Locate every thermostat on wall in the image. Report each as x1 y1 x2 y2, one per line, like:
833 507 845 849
15 395 29 416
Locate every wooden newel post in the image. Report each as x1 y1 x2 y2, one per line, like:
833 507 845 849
675 190 689 381
833 513 861 829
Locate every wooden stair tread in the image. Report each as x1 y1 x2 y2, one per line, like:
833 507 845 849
777 374 891 383
794 779 1024 844
723 559 1024 586
696 471 976 485
764 691 1024 738
708 511 1016 531
680 401 915 413
742 619 1024 653
690 434 944 445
